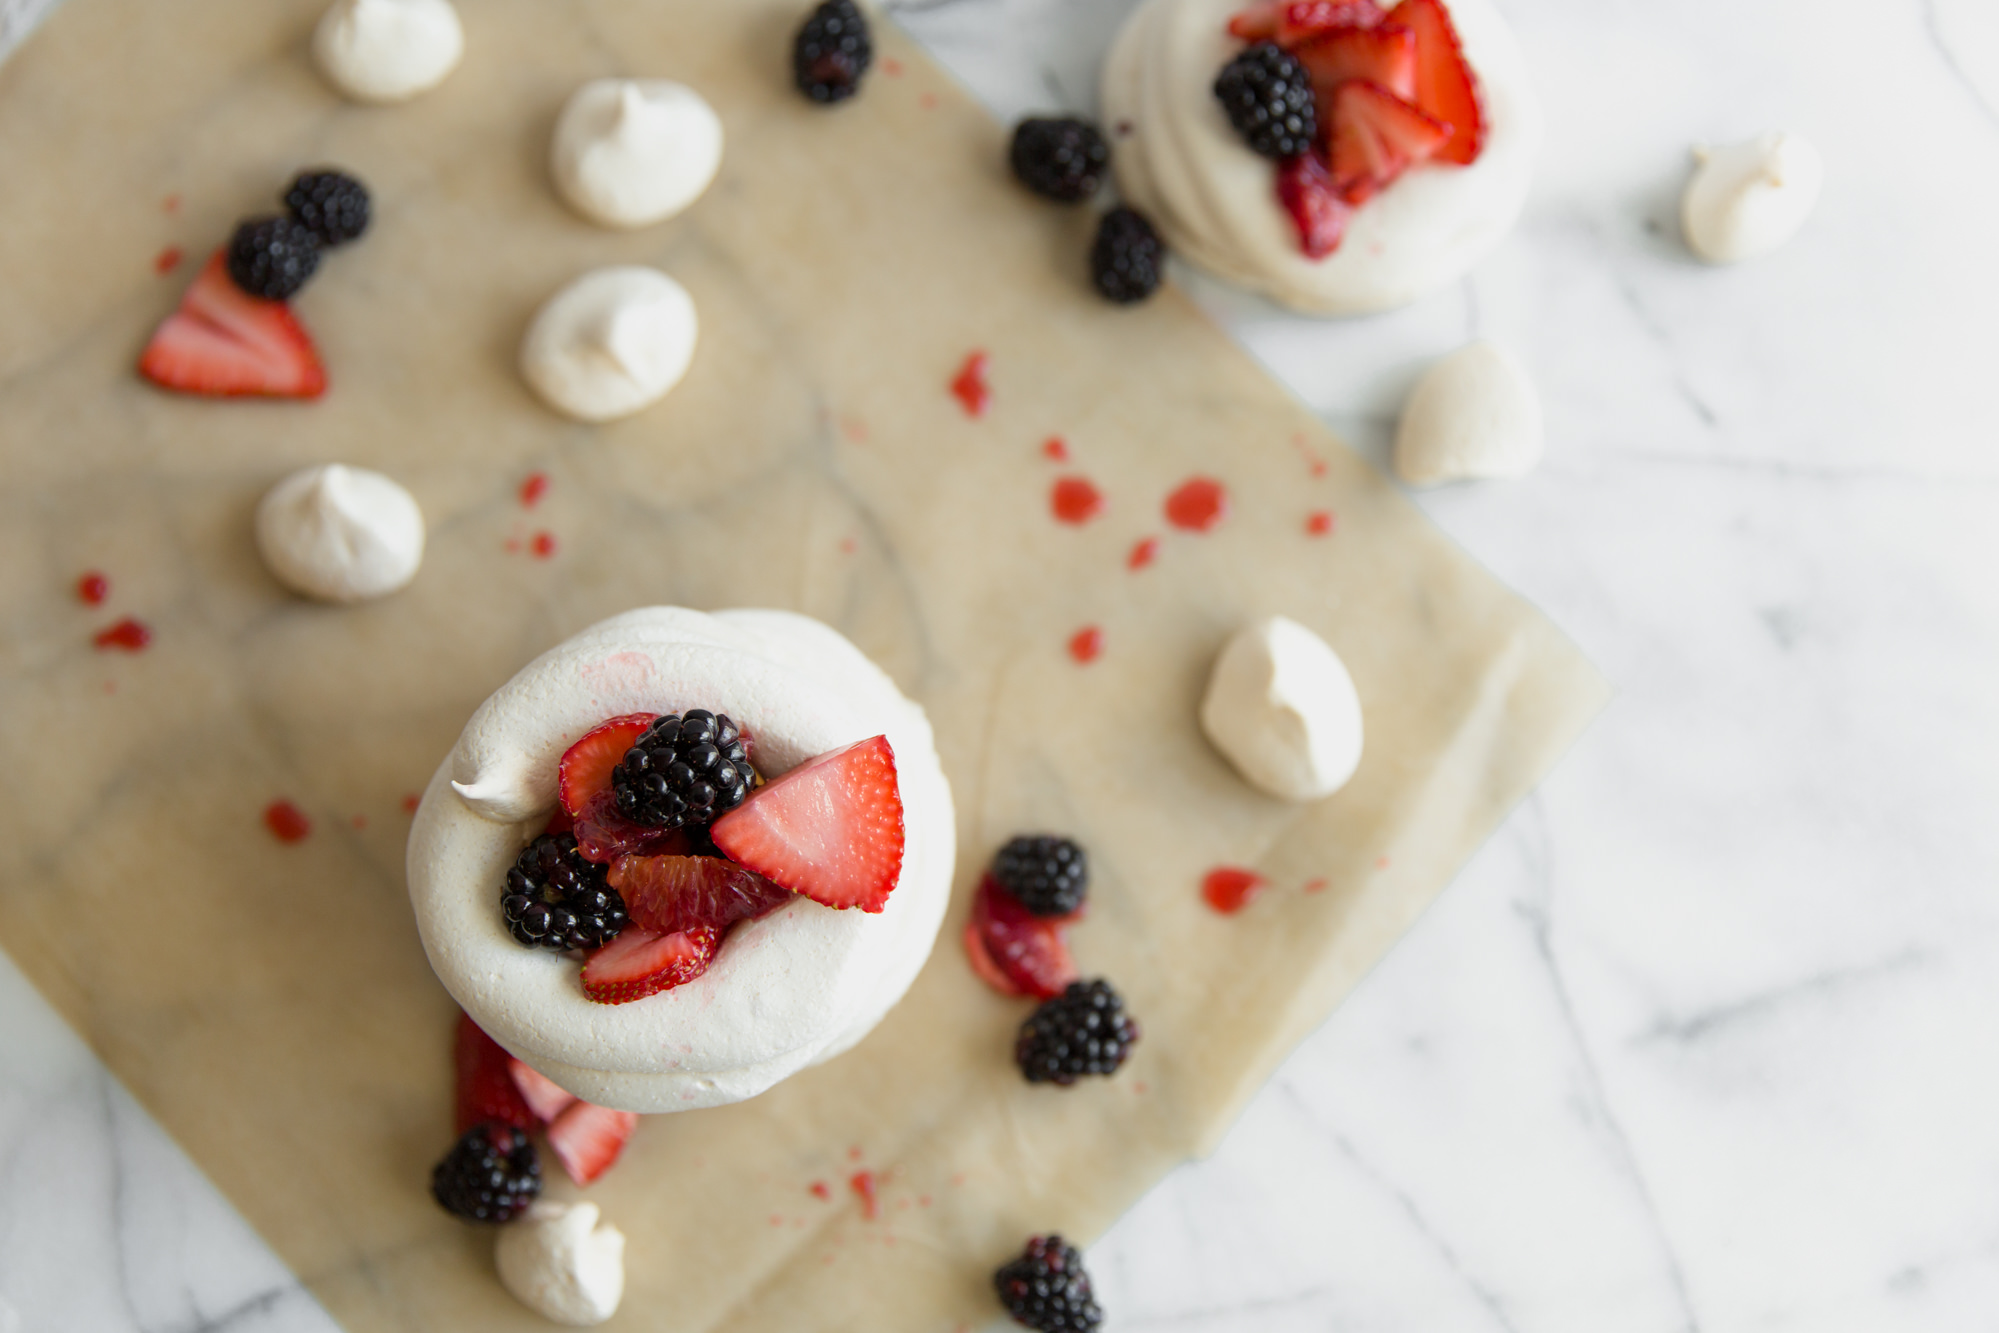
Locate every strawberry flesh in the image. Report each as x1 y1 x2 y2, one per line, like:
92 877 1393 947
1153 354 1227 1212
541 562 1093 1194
967 874 1079 1000
453 1012 535 1134
558 713 655 818
546 1101 639 1185
1295 21 1416 115
581 924 721 1004
507 1057 579 1125
1275 152 1354 258
1384 0 1484 165
710 735 905 913
1228 0 1386 44
610 853 795 936
1329 80 1451 203
138 251 326 399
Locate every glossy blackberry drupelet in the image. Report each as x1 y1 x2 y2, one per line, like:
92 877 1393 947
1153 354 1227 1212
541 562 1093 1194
284 169 371 246
991 835 1089 917
611 709 755 831
225 216 321 299
1016 980 1140 1085
1009 117 1111 203
1213 41 1318 159
793 0 872 104
431 1122 541 1223
500 832 628 952
1090 206 1164 304
993 1234 1103 1332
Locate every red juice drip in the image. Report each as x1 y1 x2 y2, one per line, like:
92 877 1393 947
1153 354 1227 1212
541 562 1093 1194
264 800 312 843
1306 510 1334 536
519 472 550 507
1127 537 1159 571
77 571 110 605
1042 436 1070 462
950 351 991 418
1165 477 1228 532
1201 866 1267 914
1067 626 1104 664
93 617 151 652
530 531 557 559
1050 476 1105 525
849 1171 879 1220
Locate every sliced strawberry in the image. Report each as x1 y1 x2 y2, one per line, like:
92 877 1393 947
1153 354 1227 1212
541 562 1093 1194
138 251 326 399
453 1012 535 1134
558 714 656 818
610 853 794 935
710 735 904 913
1329 80 1452 203
580 924 721 1004
546 1100 639 1185
572 787 689 865
1275 152 1354 258
1296 21 1416 115
967 874 1078 1000
1228 0 1385 44
507 1057 579 1125
1384 0 1484 165
962 922 1027 996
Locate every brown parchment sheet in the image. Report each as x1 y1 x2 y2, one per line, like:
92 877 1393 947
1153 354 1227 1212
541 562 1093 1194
0 1 1607 1328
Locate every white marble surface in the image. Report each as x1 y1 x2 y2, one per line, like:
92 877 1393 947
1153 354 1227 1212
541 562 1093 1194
5 0 1999 1328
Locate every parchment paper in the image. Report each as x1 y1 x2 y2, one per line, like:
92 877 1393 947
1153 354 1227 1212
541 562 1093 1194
0 1 1607 1328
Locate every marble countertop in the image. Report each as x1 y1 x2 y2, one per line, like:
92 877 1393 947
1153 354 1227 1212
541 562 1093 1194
3 0 1996 1329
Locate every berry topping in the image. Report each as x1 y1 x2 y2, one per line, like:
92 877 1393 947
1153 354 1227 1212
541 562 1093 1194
993 1234 1104 1332
1295 21 1417 106
225 216 321 300
454 1012 536 1134
138 251 327 398
967 874 1078 1000
1009 117 1111 203
580 924 721 1004
1228 0 1385 44
609 852 795 936
1015 980 1140 1085
1274 151 1352 258
431 1122 541 1223
1090 206 1164 305
991 835 1089 917
546 1101 639 1186
1213 42 1318 160
1386 0 1484 165
499 832 630 952
559 713 657 818
283 169 371 247
793 0 872 105
1327 79 1451 205
710 734 906 912
611 709 756 832
507 1057 579 1125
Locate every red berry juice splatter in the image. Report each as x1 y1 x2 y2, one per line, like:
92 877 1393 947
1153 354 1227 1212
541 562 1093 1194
93 617 151 652
1050 476 1105 525
264 800 312 843
162 193 181 215
1302 877 1329 894
1067 626 1104 664
950 352 991 418
850 1171 879 1220
1165 477 1228 532
1042 436 1070 462
882 56 904 76
1201 866 1267 914
530 531 557 559
519 472 549 508
402 793 421 815
76 572 110 605
154 246 183 275
810 1181 832 1201
1306 510 1335 536
1127 537 1159 571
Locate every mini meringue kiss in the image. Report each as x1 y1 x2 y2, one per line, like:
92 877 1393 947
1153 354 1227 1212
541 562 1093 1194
1200 616 1363 802
520 266 698 422
255 464 425 602
495 1201 626 1326
313 0 464 105
1682 132 1823 264
552 78 724 229
1393 341 1543 487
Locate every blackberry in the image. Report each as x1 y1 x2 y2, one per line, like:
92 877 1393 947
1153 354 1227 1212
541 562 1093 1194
1089 206 1164 304
1213 41 1317 159
993 1234 1103 1332
793 0 871 105
992 835 1088 917
225 216 321 300
1015 980 1139 1085
1009 117 1111 203
431 1122 541 1223
500 832 628 952
611 709 755 830
283 169 371 247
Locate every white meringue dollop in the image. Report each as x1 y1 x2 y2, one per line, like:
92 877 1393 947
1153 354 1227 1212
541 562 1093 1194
495 1201 626 1326
520 266 698 423
1200 616 1364 802
312 0 464 105
1681 131 1823 264
254 464 425 602
1393 340 1543 486
408 607 956 1114
551 78 724 229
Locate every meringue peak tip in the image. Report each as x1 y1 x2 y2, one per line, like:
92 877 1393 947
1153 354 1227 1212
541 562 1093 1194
450 774 547 824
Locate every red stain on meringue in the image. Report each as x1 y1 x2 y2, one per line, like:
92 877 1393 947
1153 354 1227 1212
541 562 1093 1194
264 800 312 844
1042 436 1070 462
1127 537 1159 571
1067 626 1104 664
519 472 549 508
850 1171 879 1220
76 571 110 605
1165 477 1228 532
93 617 151 652
1050 476 1105 525
1306 510 1335 536
1201 866 1268 914
950 351 991 418
153 246 183 275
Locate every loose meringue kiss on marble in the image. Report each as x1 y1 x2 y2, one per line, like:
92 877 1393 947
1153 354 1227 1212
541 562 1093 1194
1393 339 1543 486
1681 131 1822 264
